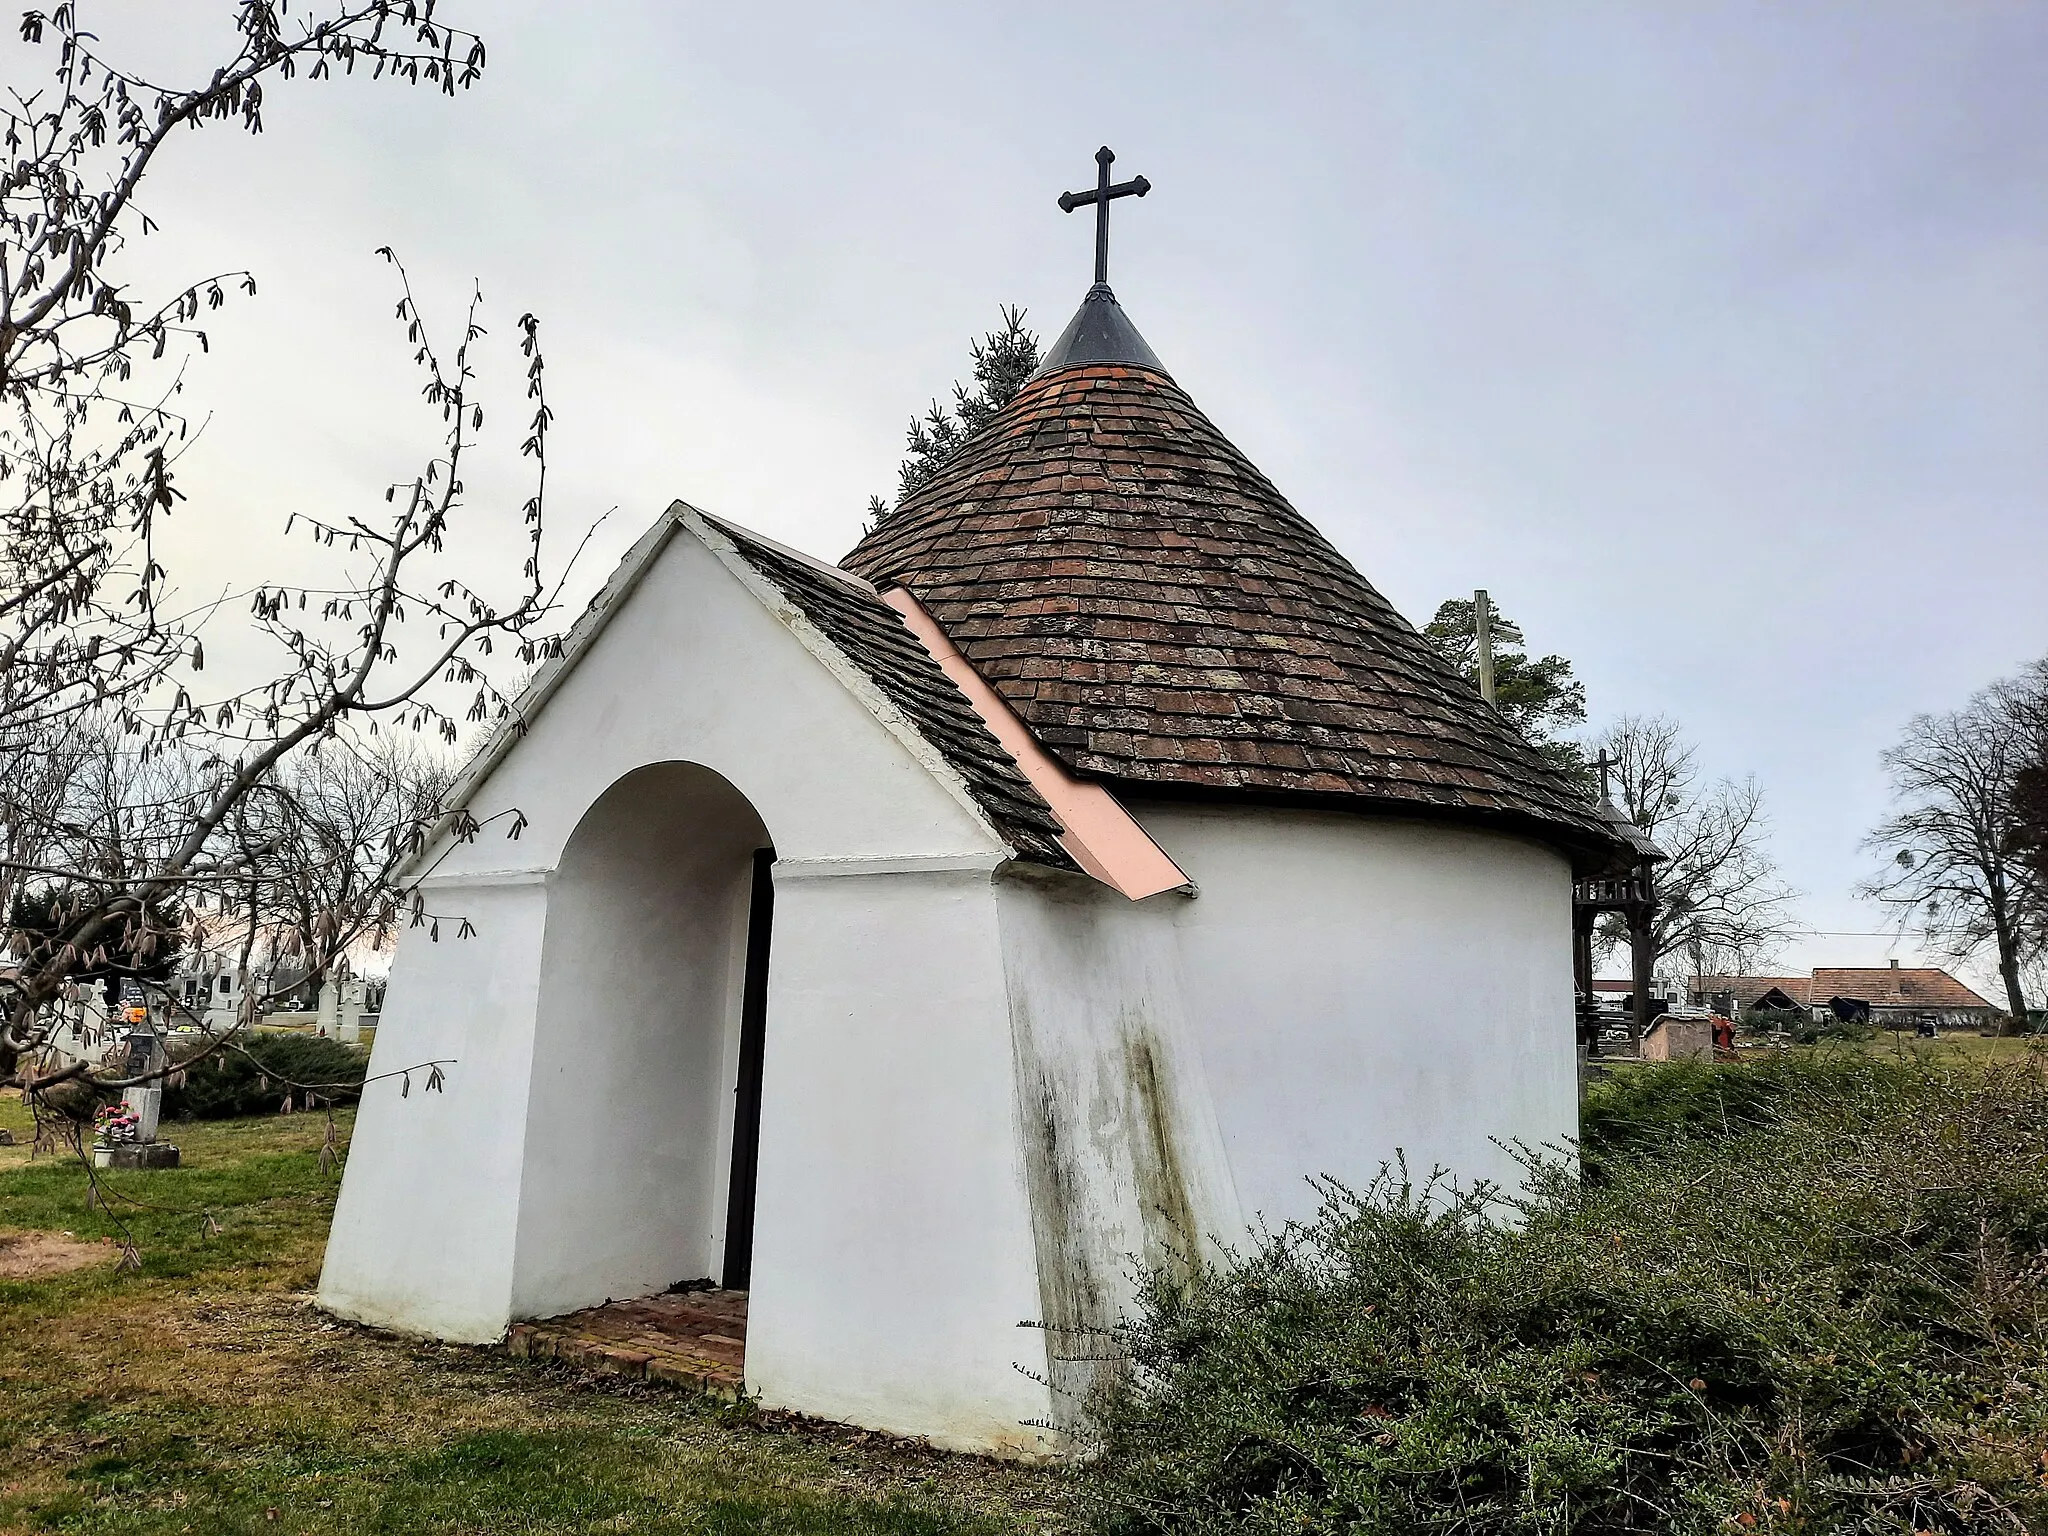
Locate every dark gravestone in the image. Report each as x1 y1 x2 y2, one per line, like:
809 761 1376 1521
97 1023 180 1170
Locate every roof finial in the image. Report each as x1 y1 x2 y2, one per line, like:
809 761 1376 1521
1058 145 1150 287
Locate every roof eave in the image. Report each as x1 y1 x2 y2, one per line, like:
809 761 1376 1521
1094 774 1628 875
397 501 1053 885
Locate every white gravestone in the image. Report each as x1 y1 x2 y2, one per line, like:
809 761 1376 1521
338 979 369 1044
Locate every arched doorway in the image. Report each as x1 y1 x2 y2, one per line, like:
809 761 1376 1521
511 761 774 1320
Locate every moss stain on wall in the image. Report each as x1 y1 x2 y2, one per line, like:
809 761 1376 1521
1122 1029 1199 1280
1013 1037 1113 1427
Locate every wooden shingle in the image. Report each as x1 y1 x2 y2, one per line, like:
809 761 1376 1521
709 517 1077 873
844 357 1621 864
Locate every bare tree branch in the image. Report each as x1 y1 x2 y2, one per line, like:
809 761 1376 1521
1860 668 2044 1030
0 7 593 1098
1594 714 1801 979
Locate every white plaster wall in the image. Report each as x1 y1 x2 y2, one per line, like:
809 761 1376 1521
991 871 1241 1418
319 877 548 1341
421 527 1004 883
1128 802 1579 1227
322 519 1056 1451
320 511 1578 1454
745 860 1056 1457
510 762 767 1320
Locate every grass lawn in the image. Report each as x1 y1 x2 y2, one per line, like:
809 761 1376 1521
1845 1028 2047 1063
0 1094 1066 1536
1589 1031 2048 1070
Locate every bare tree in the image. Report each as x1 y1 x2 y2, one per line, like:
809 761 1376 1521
1 3 489 751
2 274 571 1092
1862 677 2043 1029
0 707 96 921
1594 714 1801 980
7 725 201 1005
0 6 588 1100
228 734 455 994
2006 658 2048 968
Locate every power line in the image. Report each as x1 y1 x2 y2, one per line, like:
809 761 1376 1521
1795 931 1933 939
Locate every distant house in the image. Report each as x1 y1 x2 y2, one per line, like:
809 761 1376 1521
1808 967 1998 1030
1690 963 1999 1030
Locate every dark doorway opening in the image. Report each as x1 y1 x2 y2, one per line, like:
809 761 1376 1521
721 847 775 1290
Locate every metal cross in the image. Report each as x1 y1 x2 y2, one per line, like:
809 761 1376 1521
1595 749 1613 802
1058 146 1150 286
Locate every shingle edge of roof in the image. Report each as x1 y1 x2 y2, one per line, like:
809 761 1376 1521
698 513 1079 874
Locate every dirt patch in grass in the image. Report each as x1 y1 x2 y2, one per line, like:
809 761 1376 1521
0 1226 116 1278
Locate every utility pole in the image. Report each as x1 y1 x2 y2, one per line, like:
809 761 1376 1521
1473 589 1496 706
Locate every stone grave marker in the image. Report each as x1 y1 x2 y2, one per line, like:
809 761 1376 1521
95 1021 181 1169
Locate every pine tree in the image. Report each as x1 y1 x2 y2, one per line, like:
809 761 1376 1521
868 307 1039 527
1423 598 1592 790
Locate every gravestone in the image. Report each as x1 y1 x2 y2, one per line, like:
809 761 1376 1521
1641 1014 1713 1063
95 1021 181 1170
203 972 242 1037
337 979 370 1043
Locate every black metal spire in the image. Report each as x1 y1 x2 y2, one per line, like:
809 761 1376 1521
1032 147 1165 380
1058 146 1149 286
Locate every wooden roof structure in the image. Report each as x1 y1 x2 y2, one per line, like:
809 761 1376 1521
846 286 1621 867
1692 975 1819 1010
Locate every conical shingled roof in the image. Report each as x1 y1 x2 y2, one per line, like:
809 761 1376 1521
843 288 1620 865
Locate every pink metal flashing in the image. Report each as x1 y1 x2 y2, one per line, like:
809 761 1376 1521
882 588 1192 901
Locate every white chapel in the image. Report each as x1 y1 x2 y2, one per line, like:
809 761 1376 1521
320 176 1624 1453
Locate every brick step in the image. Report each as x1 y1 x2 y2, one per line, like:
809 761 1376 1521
502 1288 747 1395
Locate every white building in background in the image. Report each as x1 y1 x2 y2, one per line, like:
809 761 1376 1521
320 276 1624 1455
165 967 244 1033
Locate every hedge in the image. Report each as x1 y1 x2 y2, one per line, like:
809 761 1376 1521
165 1031 369 1120
1083 1051 2048 1536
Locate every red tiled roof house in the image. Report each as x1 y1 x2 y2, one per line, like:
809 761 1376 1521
1691 963 1998 1027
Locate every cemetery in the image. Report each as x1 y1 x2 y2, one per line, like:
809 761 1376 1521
1 6 2044 1533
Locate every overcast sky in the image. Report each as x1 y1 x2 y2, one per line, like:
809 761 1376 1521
69 2 2048 985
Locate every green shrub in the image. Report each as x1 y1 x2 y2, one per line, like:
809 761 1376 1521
1577 1050 1902 1179
1739 1006 1806 1035
165 1031 368 1120
1792 1015 1881 1046
1084 1056 2048 1536
23 1073 112 1126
